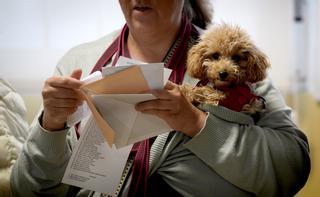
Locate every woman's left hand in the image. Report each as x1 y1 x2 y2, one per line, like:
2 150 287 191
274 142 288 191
135 81 207 137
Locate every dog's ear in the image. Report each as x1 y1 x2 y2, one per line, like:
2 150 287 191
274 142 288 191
187 41 208 79
245 48 270 83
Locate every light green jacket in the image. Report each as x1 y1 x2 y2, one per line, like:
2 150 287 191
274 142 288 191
11 30 310 197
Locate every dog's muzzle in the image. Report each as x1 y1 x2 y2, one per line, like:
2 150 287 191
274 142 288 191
219 71 228 80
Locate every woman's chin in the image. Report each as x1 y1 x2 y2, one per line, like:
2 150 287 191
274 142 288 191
130 19 159 33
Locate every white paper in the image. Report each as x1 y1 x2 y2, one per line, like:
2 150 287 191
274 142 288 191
67 71 102 127
115 56 145 66
63 58 174 193
103 56 172 89
163 67 172 85
102 63 163 90
92 94 172 149
62 117 132 195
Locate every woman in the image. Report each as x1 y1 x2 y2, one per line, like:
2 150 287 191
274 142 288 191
11 0 310 196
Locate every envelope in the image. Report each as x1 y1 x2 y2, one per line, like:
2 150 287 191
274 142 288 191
82 65 149 94
81 66 150 146
103 56 172 89
103 63 164 90
92 94 171 148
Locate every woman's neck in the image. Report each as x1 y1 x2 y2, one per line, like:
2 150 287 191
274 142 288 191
127 25 180 63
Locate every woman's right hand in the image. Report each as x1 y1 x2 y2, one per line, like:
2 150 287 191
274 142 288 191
41 69 84 131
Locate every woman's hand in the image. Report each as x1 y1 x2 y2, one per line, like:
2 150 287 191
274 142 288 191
135 81 207 137
41 69 84 131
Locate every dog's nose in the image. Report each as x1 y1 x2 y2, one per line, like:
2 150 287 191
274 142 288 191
219 72 228 80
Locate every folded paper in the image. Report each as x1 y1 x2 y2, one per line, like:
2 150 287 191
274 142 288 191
80 65 172 147
81 66 150 146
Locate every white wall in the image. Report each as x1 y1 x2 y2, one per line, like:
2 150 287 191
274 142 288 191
306 0 320 100
0 0 124 95
1 0 296 96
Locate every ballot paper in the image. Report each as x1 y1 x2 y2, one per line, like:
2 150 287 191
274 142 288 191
62 117 133 195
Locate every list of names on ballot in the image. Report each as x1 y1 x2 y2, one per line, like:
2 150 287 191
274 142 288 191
70 125 106 177
62 117 133 194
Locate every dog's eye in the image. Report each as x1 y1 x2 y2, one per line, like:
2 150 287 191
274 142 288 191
242 51 249 61
232 54 241 63
212 52 220 60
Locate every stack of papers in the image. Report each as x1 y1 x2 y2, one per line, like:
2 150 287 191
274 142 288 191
62 57 173 194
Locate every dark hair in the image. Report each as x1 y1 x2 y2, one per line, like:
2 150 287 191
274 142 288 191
183 0 213 29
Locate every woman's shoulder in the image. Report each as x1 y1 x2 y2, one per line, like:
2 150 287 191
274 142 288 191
65 29 121 59
55 29 121 76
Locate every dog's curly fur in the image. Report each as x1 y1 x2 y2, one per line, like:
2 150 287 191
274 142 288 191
180 24 270 115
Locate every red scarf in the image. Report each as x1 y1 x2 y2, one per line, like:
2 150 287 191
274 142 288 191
77 16 199 196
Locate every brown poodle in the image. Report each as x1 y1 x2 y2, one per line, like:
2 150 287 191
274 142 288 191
180 24 270 118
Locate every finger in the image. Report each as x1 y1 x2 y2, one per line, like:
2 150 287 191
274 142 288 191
164 81 177 90
150 89 172 100
138 109 169 119
135 99 173 111
70 69 82 80
43 85 83 99
47 68 83 89
47 76 84 89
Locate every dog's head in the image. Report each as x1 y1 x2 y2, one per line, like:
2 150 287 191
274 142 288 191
187 24 270 88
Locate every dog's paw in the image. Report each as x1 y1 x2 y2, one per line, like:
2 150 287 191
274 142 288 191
192 86 225 105
242 97 267 122
179 84 196 103
242 99 264 113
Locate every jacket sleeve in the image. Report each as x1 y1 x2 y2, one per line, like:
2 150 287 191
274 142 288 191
183 78 310 197
10 114 81 196
9 61 81 196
